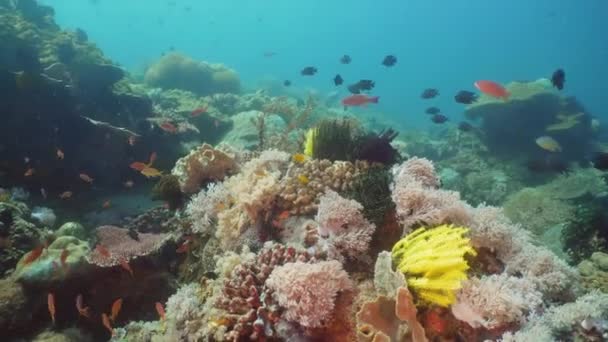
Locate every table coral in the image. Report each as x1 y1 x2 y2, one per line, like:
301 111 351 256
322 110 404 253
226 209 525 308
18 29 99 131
171 143 237 194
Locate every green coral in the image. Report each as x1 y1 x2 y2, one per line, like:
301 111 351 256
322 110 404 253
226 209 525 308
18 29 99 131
55 222 86 240
347 167 394 228
579 252 608 293
562 201 608 264
152 175 184 210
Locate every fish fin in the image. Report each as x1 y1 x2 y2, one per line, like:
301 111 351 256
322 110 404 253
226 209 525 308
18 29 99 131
370 96 380 103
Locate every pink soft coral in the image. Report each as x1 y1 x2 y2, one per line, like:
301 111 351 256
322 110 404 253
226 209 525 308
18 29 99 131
266 260 352 328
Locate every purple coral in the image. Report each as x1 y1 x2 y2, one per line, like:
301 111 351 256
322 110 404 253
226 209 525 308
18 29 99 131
217 243 314 340
266 260 352 328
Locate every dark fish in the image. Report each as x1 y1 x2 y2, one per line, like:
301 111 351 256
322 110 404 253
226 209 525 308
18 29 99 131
421 88 439 99
347 79 375 94
458 121 474 131
454 90 478 104
340 55 351 64
283 80 291 87
382 55 397 67
127 228 140 241
334 74 343 86
431 114 448 124
301 66 317 76
551 69 565 90
425 107 440 115
526 156 570 174
592 152 608 171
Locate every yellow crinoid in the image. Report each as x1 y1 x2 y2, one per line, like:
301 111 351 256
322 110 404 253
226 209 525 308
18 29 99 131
391 224 477 307
303 127 317 157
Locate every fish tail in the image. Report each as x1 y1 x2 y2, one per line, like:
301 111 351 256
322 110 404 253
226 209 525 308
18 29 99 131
370 96 380 103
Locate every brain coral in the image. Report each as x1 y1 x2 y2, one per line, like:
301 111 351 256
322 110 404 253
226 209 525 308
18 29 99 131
144 52 240 96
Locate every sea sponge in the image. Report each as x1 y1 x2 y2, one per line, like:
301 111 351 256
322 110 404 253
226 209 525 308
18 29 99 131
171 143 237 194
391 225 476 307
144 52 240 96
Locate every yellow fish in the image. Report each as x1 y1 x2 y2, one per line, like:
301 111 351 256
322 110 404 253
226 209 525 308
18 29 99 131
535 136 562 152
292 153 308 164
140 167 163 178
545 112 583 131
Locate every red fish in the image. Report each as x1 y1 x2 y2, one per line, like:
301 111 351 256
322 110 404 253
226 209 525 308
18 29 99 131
76 294 91 318
48 293 56 324
155 302 166 320
102 313 115 336
342 94 380 107
111 298 123 322
191 106 207 117
159 122 178 134
119 257 134 277
23 245 44 265
102 200 111 209
60 249 69 267
474 80 509 100
95 244 111 258
24 168 35 177
130 161 147 171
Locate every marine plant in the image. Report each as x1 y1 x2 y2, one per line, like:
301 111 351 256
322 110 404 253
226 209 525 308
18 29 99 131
152 175 184 210
391 224 476 306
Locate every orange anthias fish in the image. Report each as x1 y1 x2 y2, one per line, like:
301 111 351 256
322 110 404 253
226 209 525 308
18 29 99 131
128 135 137 146
95 244 111 258
60 249 69 267
140 167 163 178
56 148 64 160
23 245 44 265
119 257 134 277
191 106 207 117
102 200 111 209
155 302 166 321
76 294 91 318
176 240 191 254
130 161 147 171
24 168 35 177
159 122 178 134
111 298 123 322
341 94 380 107
59 191 73 199
102 313 115 336
474 80 510 100
48 293 56 324
79 173 94 183
123 180 134 188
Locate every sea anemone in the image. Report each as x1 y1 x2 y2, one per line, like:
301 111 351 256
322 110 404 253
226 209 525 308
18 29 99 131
31 206 57 227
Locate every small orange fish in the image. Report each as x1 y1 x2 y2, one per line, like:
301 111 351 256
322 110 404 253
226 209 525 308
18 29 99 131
148 152 157 166
159 122 178 134
140 167 163 178
95 244 111 258
48 293 56 324
176 240 190 254
59 191 73 199
119 257 134 277
102 313 115 336
130 161 147 171
23 245 44 265
155 302 165 320
102 200 111 209
191 106 207 117
56 148 64 160
123 180 134 188
277 210 290 221
111 298 123 322
127 135 137 146
60 249 69 267
24 168 35 177
76 294 91 318
79 173 94 183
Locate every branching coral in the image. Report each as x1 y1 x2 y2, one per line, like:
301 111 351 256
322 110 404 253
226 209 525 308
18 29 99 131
266 260 352 328
186 182 231 235
171 143 237 194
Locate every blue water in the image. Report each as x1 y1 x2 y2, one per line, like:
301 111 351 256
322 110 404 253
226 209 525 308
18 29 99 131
41 0 608 129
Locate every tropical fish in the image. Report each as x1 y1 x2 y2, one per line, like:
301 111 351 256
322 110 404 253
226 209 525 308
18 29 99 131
474 80 509 100
334 74 343 86
79 173 94 183
148 152 157 166
454 90 478 104
545 112 583 131
421 88 439 99
59 191 73 199
40 188 47 199
102 313 115 336
56 149 64 160
297 175 309 185
535 136 562 152
128 135 137 146
292 153 307 164
119 258 134 277
425 107 441 115
339 55 351 64
301 66 317 76
76 294 91 318
23 245 44 265
95 244 111 258
283 80 291 87
140 167 163 178
348 80 375 94
111 298 123 322
130 162 147 171
155 302 166 320
60 249 69 267
431 114 448 124
24 168 35 177
342 94 379 107
551 68 565 90
123 180 134 188
458 122 474 132
48 293 56 324
102 200 111 209
191 106 207 117
382 55 397 67
176 240 190 254
159 122 178 134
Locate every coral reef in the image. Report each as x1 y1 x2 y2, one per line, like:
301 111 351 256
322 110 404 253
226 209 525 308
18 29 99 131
578 252 608 293
151 174 184 210
562 200 608 264
0 200 41 275
171 143 237 194
222 110 287 150
144 52 240 96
